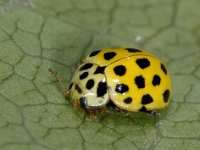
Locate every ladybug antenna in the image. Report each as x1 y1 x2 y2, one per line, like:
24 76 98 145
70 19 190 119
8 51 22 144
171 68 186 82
48 68 69 97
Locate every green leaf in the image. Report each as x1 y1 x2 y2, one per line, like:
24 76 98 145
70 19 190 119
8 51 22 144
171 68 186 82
0 0 200 149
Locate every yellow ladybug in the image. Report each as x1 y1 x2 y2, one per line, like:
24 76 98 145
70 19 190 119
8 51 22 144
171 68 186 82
68 48 171 115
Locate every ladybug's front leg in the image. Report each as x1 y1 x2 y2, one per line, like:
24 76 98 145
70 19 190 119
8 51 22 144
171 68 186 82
99 106 108 115
90 110 97 120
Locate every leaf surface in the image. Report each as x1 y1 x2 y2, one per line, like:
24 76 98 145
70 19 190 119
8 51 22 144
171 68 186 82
0 0 200 149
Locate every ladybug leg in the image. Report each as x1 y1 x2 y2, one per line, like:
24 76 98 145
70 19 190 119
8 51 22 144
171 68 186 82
118 109 132 116
79 109 89 121
71 99 79 108
139 106 157 116
99 106 108 115
114 107 121 112
107 104 131 116
124 111 132 116
149 110 157 116
73 59 84 70
88 109 97 120
82 107 108 120
48 68 68 97
71 100 91 120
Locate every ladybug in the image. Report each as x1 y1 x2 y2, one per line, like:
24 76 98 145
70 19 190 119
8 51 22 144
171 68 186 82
68 48 171 115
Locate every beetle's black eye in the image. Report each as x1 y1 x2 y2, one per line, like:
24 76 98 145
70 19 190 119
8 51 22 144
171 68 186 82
79 97 87 108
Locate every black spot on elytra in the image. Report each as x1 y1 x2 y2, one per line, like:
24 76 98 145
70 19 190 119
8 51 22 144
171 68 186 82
115 84 129 93
89 50 101 57
152 74 161 86
114 65 126 76
139 106 157 115
124 97 132 104
139 106 147 112
163 89 170 103
79 97 87 108
75 84 82 93
79 72 88 80
94 66 106 74
79 63 93 71
136 58 150 69
135 75 145 88
125 48 142 53
161 63 167 75
104 52 116 60
97 81 107 97
86 79 94 90
141 94 153 104
68 83 73 90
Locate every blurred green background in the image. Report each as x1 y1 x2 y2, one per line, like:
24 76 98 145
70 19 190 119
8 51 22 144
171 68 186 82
0 0 200 149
